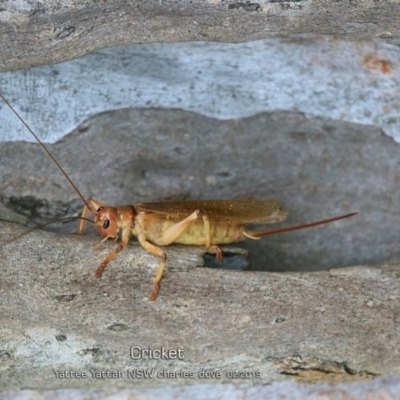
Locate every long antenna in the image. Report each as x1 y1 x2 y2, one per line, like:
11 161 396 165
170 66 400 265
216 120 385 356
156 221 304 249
2 216 94 248
0 92 92 210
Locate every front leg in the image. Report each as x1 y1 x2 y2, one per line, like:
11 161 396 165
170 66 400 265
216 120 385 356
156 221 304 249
95 234 129 278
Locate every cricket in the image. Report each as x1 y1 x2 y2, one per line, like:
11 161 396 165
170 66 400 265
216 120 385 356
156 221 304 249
1 92 358 300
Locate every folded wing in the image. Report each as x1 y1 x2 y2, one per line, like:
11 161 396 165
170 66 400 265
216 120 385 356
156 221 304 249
135 199 288 224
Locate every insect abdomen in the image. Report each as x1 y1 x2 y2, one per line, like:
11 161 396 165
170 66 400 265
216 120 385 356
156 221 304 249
135 216 244 246
176 220 244 245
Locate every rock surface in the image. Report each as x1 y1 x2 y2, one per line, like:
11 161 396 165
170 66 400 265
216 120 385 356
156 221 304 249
1 38 400 143
2 378 400 400
1 0 400 72
2 3 400 396
1 220 400 392
2 379 400 400
1 107 400 395
0 108 397 273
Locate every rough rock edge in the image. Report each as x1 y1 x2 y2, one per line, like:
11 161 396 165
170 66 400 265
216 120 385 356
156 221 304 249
1 0 400 72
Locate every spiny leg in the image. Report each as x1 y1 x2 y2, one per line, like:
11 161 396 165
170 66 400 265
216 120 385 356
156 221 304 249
95 235 129 278
207 245 224 261
137 233 167 301
201 213 223 261
94 234 118 251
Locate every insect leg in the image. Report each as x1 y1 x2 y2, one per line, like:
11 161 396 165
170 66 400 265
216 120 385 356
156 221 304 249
77 202 91 234
137 233 167 301
94 235 129 278
77 198 103 234
94 234 118 250
138 209 204 300
201 213 223 261
161 209 203 245
161 210 223 260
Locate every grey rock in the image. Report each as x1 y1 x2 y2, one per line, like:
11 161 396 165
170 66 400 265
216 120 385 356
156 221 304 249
1 0 400 71
1 220 400 392
0 108 393 272
1 38 400 143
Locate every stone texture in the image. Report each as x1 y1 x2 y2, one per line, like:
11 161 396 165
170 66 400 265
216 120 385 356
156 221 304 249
1 219 400 391
1 1 400 72
3 378 400 400
1 38 400 143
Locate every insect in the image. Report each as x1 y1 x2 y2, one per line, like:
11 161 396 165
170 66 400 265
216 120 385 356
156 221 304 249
1 92 357 300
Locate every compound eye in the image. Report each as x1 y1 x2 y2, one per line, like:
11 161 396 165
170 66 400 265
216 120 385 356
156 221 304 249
97 206 104 212
103 219 110 229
